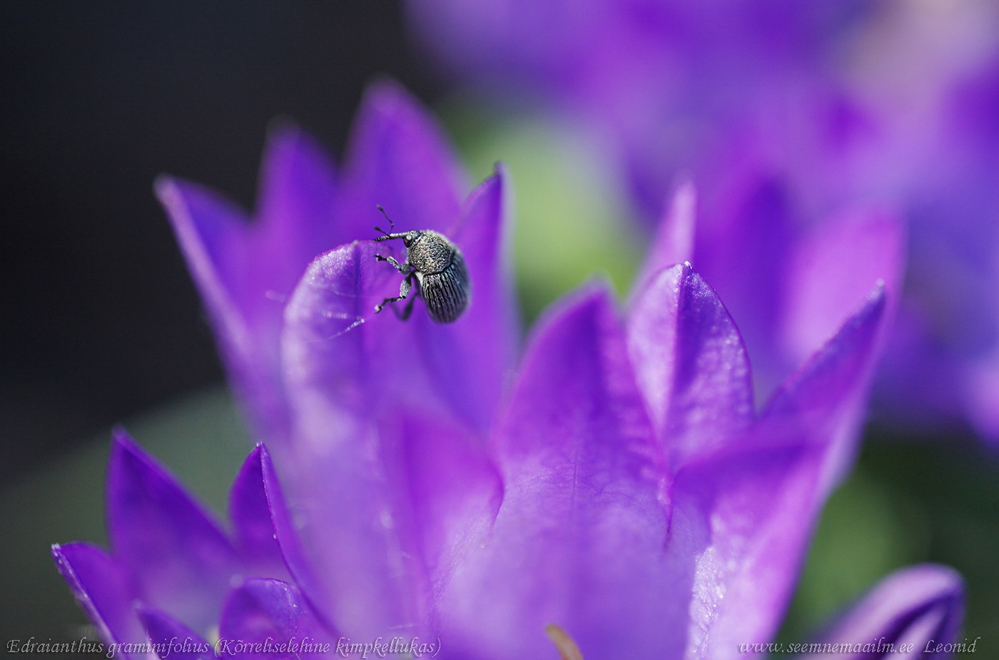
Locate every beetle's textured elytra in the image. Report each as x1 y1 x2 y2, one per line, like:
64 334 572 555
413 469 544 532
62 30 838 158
373 208 471 323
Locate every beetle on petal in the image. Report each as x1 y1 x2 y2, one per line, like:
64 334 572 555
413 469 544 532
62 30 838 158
373 206 471 323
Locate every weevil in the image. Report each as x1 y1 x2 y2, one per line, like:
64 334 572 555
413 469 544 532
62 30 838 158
373 206 470 323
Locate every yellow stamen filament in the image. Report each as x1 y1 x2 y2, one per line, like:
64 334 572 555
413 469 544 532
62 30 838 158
545 624 584 660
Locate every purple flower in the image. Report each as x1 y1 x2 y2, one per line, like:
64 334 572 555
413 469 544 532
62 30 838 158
52 432 327 656
54 82 965 657
873 49 999 440
407 0 878 219
408 0 999 443
802 565 964 660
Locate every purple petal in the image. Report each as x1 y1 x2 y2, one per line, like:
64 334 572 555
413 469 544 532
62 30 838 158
780 209 905 368
136 606 214 660
159 126 341 445
672 287 888 657
228 445 291 580
394 410 502 590
340 79 467 239
107 429 240 635
767 286 887 423
695 176 795 394
280 241 434 420
156 176 253 349
805 565 964 659
415 167 520 433
156 177 287 441
279 243 433 636
765 286 887 491
441 285 679 658
964 352 999 442
627 263 754 469
51 543 145 649
256 445 334 628
217 579 332 660
255 124 341 276
633 179 697 293
669 438 826 659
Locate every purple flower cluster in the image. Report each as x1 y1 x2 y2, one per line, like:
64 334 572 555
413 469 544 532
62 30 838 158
408 0 999 444
54 83 964 658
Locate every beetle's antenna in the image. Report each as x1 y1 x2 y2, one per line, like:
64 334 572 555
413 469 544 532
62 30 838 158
374 205 395 237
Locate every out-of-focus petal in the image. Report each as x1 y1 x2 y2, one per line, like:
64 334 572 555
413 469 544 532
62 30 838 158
442 285 680 659
156 176 253 354
673 287 888 658
136 606 214 660
228 446 290 580
802 565 964 660
255 124 340 282
781 209 905 368
695 177 795 394
107 429 240 635
156 176 286 441
218 579 331 660
416 167 519 433
340 80 467 240
765 286 887 491
627 263 754 469
51 543 145 650
633 179 697 292
965 350 999 442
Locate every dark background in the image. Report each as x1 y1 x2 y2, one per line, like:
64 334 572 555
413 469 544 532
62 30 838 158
1 0 439 482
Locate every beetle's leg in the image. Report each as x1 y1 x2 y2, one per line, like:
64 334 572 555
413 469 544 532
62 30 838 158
397 275 418 321
375 253 410 275
374 273 413 316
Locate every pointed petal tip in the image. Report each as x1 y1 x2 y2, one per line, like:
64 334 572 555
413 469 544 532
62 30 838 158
109 427 143 463
466 166 506 203
628 258 754 466
534 278 617 329
360 76 415 109
153 175 200 218
815 564 964 653
259 120 333 174
633 182 698 292
152 173 176 200
51 542 142 647
853 281 888 325
493 160 509 177
263 116 303 143
354 77 431 131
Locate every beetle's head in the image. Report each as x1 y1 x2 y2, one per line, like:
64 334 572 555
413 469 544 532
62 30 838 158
373 228 421 246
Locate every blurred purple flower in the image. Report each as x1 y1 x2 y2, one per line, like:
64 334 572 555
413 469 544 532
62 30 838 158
408 0 879 219
874 48 999 440
54 82 964 657
53 433 328 656
408 0 999 443
801 565 964 660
